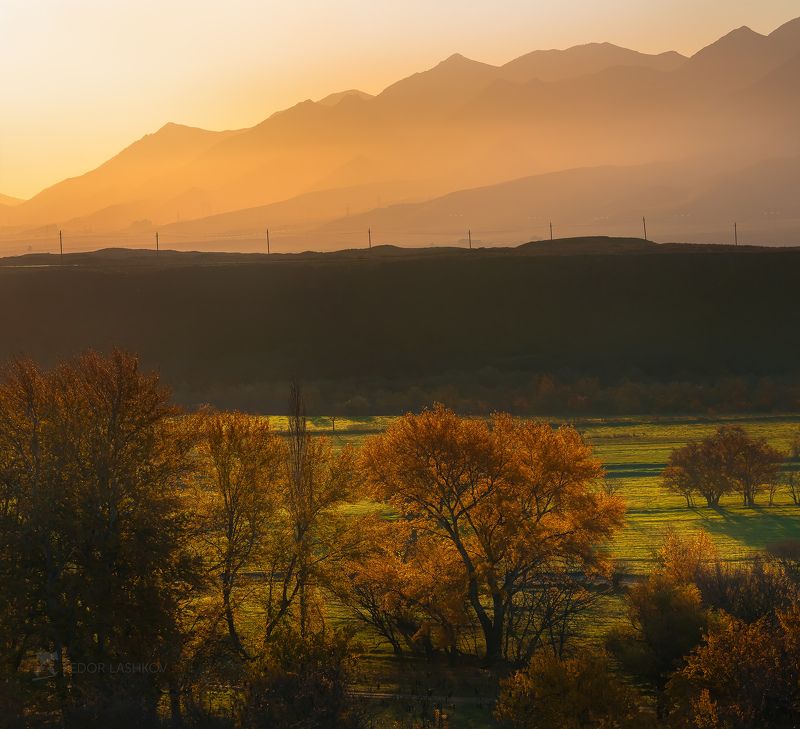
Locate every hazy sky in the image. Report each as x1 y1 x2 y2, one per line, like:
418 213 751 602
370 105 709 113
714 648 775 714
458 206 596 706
1 0 798 199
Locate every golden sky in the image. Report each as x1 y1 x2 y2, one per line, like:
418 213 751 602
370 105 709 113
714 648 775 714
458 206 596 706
1 0 798 199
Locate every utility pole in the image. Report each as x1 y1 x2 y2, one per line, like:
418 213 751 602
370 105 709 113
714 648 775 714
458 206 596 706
368 227 372 250
643 217 648 241
468 229 472 250
59 230 63 262
734 222 738 247
156 231 159 255
266 228 271 255
549 221 553 241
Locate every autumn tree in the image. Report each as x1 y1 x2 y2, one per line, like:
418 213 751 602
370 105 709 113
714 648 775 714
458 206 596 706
666 607 800 728
263 383 358 641
608 575 708 693
767 538 800 585
783 471 800 506
663 426 783 508
715 426 783 507
360 405 624 664
332 517 474 658
192 410 284 659
656 529 719 586
693 558 797 627
607 532 713 717
782 432 799 505
0 351 201 728
0 359 67 684
663 441 726 507
648 530 797 627
240 628 366 729
495 650 654 729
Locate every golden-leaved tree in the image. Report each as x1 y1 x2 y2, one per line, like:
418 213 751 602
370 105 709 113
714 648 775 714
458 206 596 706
0 351 201 726
359 405 625 663
192 410 285 659
191 386 358 660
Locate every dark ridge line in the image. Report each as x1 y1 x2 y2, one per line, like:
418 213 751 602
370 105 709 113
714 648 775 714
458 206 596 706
2 236 799 269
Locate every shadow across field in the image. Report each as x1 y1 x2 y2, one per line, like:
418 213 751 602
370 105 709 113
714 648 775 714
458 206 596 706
700 506 800 550
605 462 665 479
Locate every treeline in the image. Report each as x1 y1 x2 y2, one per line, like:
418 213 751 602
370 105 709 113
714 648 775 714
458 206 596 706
2 352 799 729
189 371 800 416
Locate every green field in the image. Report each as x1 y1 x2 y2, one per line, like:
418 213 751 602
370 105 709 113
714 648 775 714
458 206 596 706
259 414 800 727
284 413 800 570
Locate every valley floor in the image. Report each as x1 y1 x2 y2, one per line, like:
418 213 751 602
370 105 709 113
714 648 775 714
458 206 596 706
252 413 800 728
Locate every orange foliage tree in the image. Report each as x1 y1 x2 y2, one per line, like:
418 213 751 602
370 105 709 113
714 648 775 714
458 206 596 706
359 405 625 663
667 606 800 728
663 426 783 508
191 410 285 658
496 650 653 729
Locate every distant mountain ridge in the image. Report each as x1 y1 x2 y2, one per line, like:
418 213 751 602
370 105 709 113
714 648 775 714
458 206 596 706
498 42 686 82
1 16 799 254
316 89 375 106
0 194 23 207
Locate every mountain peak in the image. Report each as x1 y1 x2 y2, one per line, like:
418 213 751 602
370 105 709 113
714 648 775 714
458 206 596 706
377 52 497 100
317 89 374 107
689 24 766 64
707 24 763 47
435 53 488 70
730 25 760 36
154 122 212 136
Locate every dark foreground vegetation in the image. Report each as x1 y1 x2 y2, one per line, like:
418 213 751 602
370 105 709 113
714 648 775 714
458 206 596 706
1 240 799 414
2 351 799 728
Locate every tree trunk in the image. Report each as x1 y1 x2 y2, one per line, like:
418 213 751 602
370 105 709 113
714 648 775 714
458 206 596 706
169 678 183 728
223 584 248 658
465 572 495 663
480 592 506 665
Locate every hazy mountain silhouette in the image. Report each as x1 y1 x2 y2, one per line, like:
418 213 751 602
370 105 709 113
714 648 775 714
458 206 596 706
314 156 800 247
2 16 799 253
4 124 240 229
0 194 23 207
159 180 430 241
683 19 800 89
498 42 685 83
317 89 374 106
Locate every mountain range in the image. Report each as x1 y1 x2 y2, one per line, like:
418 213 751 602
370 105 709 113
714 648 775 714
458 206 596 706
1 16 799 254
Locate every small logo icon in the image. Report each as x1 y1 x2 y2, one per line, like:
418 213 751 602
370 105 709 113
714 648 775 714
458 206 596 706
34 651 58 681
